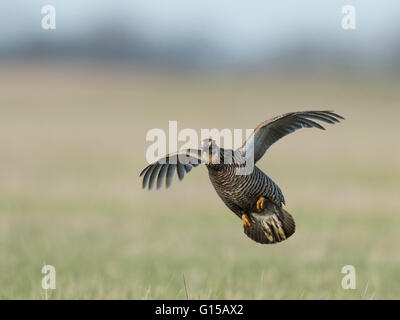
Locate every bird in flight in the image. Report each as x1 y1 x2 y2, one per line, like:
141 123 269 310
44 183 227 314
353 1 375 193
140 111 344 244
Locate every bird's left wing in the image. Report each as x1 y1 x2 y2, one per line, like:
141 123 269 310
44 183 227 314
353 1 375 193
140 149 202 190
237 110 344 164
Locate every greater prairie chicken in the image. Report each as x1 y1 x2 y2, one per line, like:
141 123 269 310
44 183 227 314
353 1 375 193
140 111 344 244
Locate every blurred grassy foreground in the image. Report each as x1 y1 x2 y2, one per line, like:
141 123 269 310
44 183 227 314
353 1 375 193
0 63 399 299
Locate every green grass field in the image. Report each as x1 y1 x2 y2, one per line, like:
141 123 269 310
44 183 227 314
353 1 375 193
1 64 399 299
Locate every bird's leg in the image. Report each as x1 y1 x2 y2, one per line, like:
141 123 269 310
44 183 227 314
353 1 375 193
256 196 267 212
241 213 252 229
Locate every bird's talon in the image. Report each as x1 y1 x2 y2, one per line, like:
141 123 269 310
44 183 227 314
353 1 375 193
241 213 252 229
256 196 266 212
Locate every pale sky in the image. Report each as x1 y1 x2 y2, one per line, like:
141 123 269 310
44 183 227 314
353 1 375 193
1 1 399 62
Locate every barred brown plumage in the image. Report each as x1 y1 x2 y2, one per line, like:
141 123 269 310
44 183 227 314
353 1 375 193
140 110 344 244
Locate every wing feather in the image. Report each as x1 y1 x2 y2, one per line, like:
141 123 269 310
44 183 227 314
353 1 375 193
177 162 185 181
142 166 153 189
157 164 169 190
238 110 344 163
165 164 176 188
148 163 162 190
139 149 202 190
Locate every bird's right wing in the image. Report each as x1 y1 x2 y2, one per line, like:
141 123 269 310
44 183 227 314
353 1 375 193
237 110 344 164
139 149 202 190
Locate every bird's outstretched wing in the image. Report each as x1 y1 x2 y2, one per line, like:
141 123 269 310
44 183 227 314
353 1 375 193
140 149 202 190
237 110 344 164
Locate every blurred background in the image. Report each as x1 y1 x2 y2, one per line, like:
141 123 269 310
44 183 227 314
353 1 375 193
0 0 399 299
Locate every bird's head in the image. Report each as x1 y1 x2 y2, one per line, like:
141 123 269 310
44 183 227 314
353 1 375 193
201 138 221 165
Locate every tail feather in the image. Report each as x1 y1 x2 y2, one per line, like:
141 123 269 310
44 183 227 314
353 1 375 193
243 202 295 244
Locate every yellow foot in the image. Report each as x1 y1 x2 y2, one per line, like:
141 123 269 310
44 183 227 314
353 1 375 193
241 213 252 229
256 196 267 212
